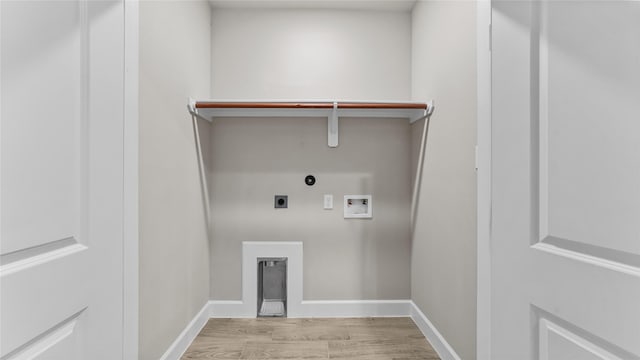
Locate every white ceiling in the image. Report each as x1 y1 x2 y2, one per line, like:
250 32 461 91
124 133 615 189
208 0 417 12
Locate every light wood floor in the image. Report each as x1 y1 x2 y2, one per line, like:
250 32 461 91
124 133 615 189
181 317 440 359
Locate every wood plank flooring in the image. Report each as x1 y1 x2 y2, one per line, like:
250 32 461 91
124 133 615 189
181 317 440 360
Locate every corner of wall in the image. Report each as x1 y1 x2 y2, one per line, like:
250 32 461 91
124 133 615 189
409 1 478 360
138 1 212 359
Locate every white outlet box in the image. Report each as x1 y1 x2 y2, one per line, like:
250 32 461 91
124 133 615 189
323 194 333 209
344 195 372 218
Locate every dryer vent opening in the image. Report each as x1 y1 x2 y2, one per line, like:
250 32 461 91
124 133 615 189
257 257 287 317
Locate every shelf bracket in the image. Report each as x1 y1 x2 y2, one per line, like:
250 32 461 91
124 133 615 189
426 99 435 116
328 101 339 148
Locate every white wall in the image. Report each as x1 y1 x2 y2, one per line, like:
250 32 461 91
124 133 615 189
139 1 211 359
210 8 411 100
208 7 413 301
411 1 477 360
209 117 412 300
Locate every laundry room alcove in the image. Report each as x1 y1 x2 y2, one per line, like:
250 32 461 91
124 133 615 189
186 98 435 317
135 2 478 359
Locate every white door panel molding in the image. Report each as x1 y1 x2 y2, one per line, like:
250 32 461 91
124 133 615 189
1 0 130 358
491 1 640 358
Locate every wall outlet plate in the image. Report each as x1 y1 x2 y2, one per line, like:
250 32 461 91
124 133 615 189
274 195 288 208
344 195 372 218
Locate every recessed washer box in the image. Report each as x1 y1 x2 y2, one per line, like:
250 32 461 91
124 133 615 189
344 195 372 218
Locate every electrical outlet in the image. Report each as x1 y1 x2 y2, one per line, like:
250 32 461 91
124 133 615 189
274 195 288 208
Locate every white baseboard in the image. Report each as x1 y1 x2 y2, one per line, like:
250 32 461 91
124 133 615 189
159 302 210 360
209 300 252 318
410 301 461 360
298 300 411 317
209 299 412 318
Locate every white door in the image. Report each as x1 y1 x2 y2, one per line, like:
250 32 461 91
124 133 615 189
491 1 640 359
1 1 126 358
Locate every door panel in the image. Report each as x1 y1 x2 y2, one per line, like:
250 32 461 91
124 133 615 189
1 1 125 358
540 319 624 360
541 1 640 254
1 0 84 255
1 246 87 357
491 1 640 359
12 317 82 360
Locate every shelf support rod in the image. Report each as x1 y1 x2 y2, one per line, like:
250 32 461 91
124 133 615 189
328 101 339 148
410 104 434 231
